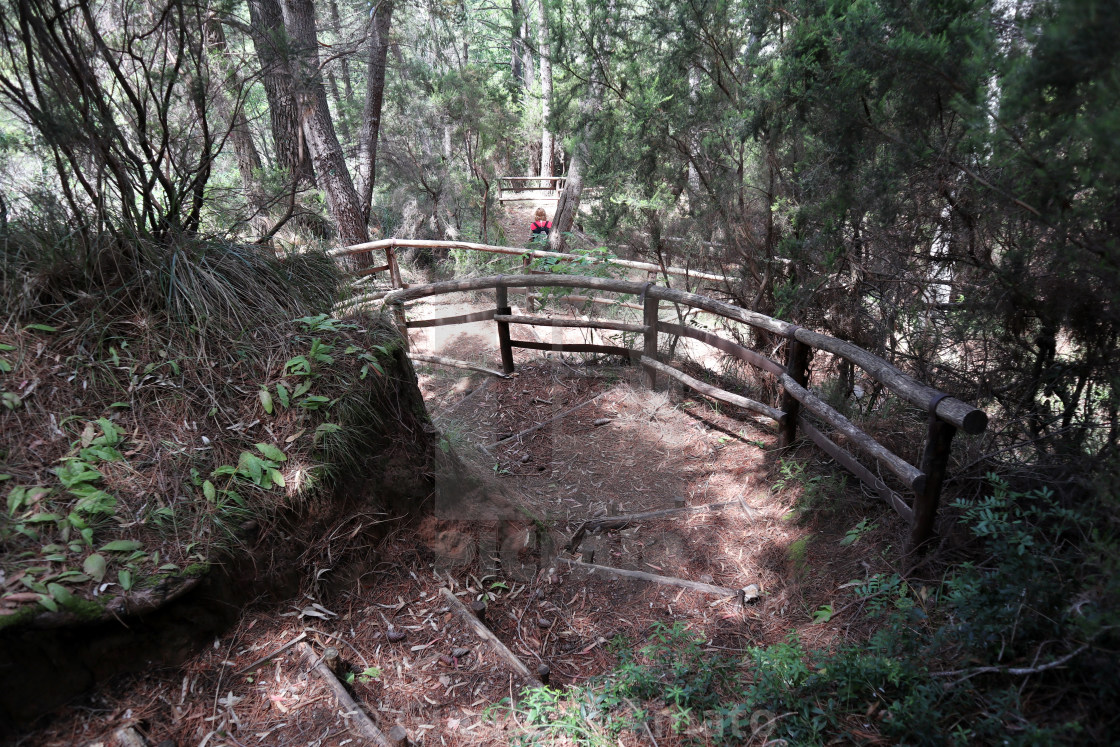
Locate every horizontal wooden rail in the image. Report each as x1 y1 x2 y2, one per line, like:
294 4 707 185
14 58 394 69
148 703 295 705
642 357 784 423
520 292 645 312
381 274 986 434
780 372 925 493
406 309 497 328
791 328 987 435
798 417 913 522
510 340 634 357
658 321 785 378
335 289 392 311
353 263 391 278
377 273 987 550
384 275 644 303
498 176 568 192
645 286 986 434
331 239 729 283
494 314 647 334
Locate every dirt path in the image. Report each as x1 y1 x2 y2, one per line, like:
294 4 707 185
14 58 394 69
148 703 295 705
495 194 555 248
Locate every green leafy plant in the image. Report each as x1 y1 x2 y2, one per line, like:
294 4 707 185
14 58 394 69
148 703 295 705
212 443 288 490
0 342 14 373
773 458 846 518
839 518 877 546
345 666 381 685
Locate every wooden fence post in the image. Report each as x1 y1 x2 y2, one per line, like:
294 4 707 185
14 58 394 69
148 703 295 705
642 285 659 388
910 396 957 551
387 245 402 289
391 301 409 352
495 282 515 374
522 255 535 312
778 330 810 448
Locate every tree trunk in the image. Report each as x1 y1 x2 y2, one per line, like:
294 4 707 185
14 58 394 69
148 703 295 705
247 0 314 187
687 67 701 199
510 0 530 96
548 140 584 252
510 0 522 86
281 0 369 247
356 0 395 225
206 18 269 237
536 0 553 179
328 0 353 99
319 2 350 140
519 5 534 90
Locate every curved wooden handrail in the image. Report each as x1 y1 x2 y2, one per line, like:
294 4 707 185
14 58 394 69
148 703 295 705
382 274 986 434
330 238 730 283
377 272 988 551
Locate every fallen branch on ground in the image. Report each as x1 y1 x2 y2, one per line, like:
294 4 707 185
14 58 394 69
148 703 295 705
559 557 746 601
409 353 510 378
490 391 611 447
236 631 307 676
439 587 542 689
566 501 741 552
298 642 392 746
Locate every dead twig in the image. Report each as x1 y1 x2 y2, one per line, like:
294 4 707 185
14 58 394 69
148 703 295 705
298 642 392 746
439 587 542 689
931 643 1091 687
490 391 611 447
236 631 307 676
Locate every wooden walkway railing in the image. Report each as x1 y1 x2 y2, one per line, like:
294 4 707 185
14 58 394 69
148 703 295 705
379 274 988 552
329 238 730 305
497 175 567 202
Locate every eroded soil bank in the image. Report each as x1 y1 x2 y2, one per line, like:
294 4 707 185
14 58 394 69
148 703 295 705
0 339 437 733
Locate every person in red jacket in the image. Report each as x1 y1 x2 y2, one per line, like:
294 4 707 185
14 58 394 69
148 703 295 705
529 208 552 243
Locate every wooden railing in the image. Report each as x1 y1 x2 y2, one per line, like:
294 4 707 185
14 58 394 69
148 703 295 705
329 238 731 302
379 274 988 552
497 175 567 202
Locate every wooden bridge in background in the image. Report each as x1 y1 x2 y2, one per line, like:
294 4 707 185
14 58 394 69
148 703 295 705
330 240 987 553
496 175 567 202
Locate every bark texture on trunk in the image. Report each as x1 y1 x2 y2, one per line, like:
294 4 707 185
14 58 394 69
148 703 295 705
281 0 369 246
356 0 395 224
206 18 269 236
536 0 553 179
329 0 353 99
549 141 584 252
247 0 314 187
510 0 530 95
